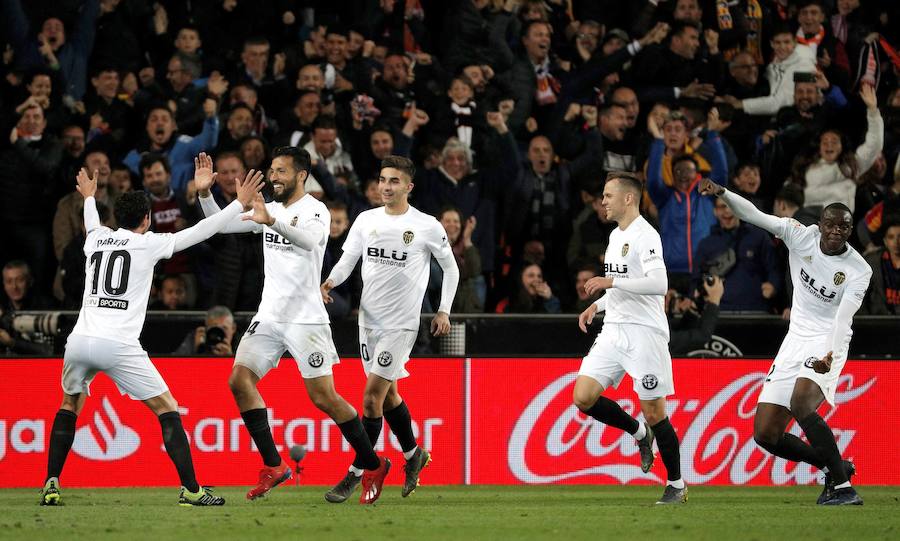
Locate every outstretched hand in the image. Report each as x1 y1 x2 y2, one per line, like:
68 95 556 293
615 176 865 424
241 193 274 223
76 168 99 199
234 171 265 211
193 152 217 196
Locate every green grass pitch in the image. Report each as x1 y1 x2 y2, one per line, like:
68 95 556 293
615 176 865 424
1 486 899 541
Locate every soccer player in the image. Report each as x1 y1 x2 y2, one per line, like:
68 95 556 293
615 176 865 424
576 171 686 504
699 178 871 505
320 155 459 502
195 148 390 503
41 166 264 506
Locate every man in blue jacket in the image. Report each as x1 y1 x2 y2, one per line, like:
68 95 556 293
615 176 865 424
646 114 728 285
694 196 783 312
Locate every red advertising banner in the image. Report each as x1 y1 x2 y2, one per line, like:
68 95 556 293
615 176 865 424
0 358 464 488
470 358 899 485
1 357 897 487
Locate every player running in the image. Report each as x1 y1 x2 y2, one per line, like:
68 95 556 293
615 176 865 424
320 155 459 502
41 165 263 506
196 148 389 504
700 178 871 505
577 172 687 504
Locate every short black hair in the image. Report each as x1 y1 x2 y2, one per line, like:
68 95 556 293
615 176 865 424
381 155 416 181
139 152 171 174
822 202 852 217
326 200 348 213
606 171 643 199
114 191 151 230
776 184 804 208
671 20 701 38
672 153 698 170
313 115 338 132
271 146 311 175
438 205 462 221
733 161 760 177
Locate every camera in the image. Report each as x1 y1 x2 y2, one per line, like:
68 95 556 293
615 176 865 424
704 274 717 287
197 326 227 354
0 309 60 336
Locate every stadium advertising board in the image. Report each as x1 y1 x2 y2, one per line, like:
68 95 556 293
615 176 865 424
1 358 897 487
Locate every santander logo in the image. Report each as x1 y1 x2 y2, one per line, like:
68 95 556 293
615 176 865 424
73 397 141 461
508 371 876 485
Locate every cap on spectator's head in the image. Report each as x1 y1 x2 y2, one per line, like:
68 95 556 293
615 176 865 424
603 28 629 46
793 72 817 83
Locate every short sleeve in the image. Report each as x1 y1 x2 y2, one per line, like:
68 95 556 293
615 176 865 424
341 214 366 256
426 220 453 259
146 232 177 261
640 230 666 274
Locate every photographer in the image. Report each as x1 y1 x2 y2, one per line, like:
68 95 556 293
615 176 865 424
1 260 56 355
668 275 725 356
172 305 238 356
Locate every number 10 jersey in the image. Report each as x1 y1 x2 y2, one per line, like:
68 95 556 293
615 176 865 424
70 226 177 346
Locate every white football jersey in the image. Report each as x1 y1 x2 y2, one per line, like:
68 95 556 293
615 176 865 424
602 216 669 340
71 227 176 346
776 219 872 339
249 194 331 324
342 205 452 330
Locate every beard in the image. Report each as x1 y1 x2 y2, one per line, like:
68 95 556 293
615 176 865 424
273 181 297 203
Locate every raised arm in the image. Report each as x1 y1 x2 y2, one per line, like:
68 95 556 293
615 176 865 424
76 168 101 233
854 85 884 175
194 153 261 233
700 180 784 236
173 170 264 251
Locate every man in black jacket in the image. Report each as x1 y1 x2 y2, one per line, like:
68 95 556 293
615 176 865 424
668 275 724 356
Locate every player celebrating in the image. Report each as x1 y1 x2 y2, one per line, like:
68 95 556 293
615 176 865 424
40 166 264 506
577 172 686 504
700 178 871 505
196 148 389 504
321 156 459 502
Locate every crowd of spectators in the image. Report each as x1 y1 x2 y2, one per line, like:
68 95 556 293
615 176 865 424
2 0 900 354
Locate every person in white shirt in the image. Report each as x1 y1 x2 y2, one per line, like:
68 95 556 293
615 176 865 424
195 148 389 505
41 165 264 507
576 171 685 505
700 178 871 506
321 155 459 502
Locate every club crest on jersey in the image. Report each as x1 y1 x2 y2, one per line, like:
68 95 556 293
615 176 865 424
308 352 324 368
641 374 658 390
621 243 629 257
377 351 393 367
290 216 298 227
803 357 818 369
403 230 414 245
833 272 846 286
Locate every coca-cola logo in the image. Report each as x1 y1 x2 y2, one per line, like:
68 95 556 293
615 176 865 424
508 371 876 485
